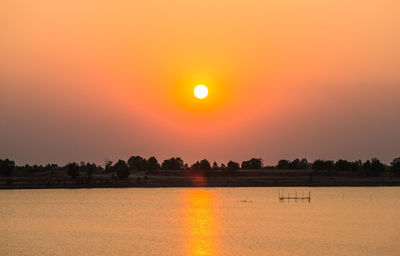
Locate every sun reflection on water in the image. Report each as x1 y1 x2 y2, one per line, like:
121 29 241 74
183 189 220 256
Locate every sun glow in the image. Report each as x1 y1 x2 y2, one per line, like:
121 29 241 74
194 85 208 99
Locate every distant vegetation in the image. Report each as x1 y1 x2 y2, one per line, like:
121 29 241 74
1 156 400 181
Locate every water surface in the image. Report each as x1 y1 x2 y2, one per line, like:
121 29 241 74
1 187 399 255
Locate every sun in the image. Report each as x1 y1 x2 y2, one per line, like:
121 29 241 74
194 85 208 99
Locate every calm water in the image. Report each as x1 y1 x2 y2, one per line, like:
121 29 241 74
1 187 399 256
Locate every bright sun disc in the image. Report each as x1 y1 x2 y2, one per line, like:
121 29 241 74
194 85 208 99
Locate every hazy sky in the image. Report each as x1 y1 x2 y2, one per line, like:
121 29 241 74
1 0 399 165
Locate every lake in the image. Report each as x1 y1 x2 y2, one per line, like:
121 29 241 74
1 187 399 255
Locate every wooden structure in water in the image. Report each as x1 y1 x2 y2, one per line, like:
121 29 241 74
278 190 311 202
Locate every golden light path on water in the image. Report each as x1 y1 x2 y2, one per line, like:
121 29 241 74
183 190 220 256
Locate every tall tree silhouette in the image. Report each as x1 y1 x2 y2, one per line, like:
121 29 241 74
161 157 184 170
127 156 147 171
241 158 263 169
147 156 161 170
227 161 240 170
212 161 219 170
288 158 308 169
191 161 200 170
104 160 113 173
81 162 97 179
113 160 130 179
190 159 212 170
369 158 385 176
0 159 15 177
277 159 290 169
199 159 211 170
66 162 80 179
391 157 400 176
335 159 352 171
312 160 334 170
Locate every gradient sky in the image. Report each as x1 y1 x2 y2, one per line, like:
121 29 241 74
1 0 399 165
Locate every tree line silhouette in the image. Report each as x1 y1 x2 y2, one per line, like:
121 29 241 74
1 156 400 180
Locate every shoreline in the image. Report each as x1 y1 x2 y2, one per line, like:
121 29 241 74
1 184 400 190
1 172 399 190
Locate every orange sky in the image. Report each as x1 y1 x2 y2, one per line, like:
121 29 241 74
1 0 399 165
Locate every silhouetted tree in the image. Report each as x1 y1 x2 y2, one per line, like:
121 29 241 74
350 160 362 172
362 160 371 173
190 161 200 170
312 159 334 171
338 160 355 172
227 161 240 170
220 163 226 170
147 156 160 171
128 156 148 171
335 159 363 172
43 163 59 172
0 159 15 177
66 162 80 179
302 158 309 169
161 157 184 170
199 159 211 170
277 159 290 169
105 160 113 173
241 158 263 169
370 158 385 176
212 161 219 170
288 159 300 169
81 162 97 179
361 158 386 176
113 160 130 179
288 158 308 169
190 159 211 170
391 157 400 176
241 160 250 169
277 158 308 170
334 159 352 171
